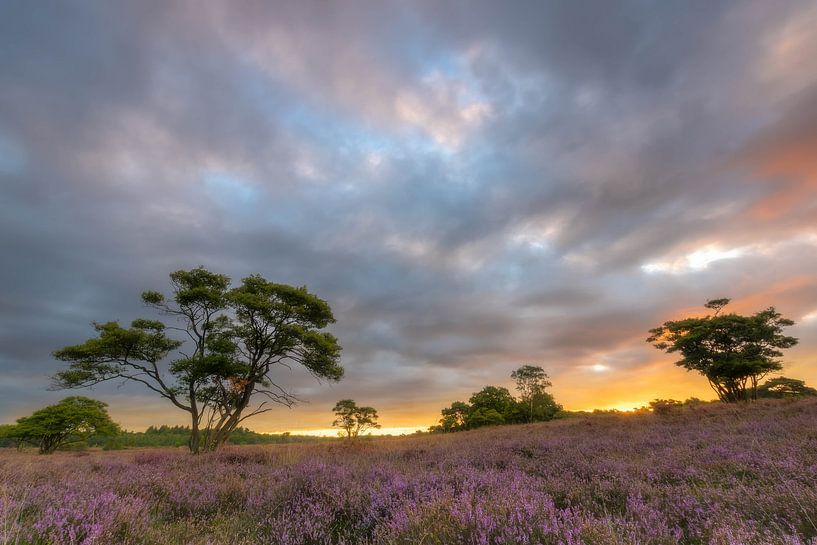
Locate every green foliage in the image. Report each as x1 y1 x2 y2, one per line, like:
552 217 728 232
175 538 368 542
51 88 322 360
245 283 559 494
465 407 505 428
756 377 817 398
227 276 343 382
3 397 119 454
512 365 551 398
647 299 798 402
437 401 470 432
432 366 561 432
52 267 344 453
511 365 561 423
0 424 18 448
332 399 381 438
525 391 562 421
82 425 324 448
53 320 184 389
469 386 517 416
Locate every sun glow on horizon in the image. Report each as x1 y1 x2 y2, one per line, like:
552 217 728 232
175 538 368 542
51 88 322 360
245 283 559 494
264 426 428 438
572 402 648 413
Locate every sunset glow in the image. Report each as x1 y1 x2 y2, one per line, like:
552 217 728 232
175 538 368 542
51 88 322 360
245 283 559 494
268 427 428 438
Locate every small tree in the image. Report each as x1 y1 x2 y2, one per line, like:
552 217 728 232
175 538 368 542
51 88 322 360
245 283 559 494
332 399 381 439
52 268 343 453
511 365 560 422
4 397 120 454
647 299 798 402
757 377 817 398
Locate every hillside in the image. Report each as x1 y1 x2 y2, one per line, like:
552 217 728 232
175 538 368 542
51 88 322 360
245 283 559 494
2 399 816 545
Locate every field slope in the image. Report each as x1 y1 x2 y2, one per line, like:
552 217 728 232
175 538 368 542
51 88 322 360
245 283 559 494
2 399 816 545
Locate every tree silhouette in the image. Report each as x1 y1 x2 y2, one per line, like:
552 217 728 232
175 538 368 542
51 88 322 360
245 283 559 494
332 399 381 438
647 299 798 402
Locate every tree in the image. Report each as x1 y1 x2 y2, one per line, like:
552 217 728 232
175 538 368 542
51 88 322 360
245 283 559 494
436 401 471 432
524 391 562 422
431 373 563 432
0 425 20 448
647 299 798 402
756 377 817 398
3 397 119 454
468 386 516 426
465 407 505 428
53 267 343 453
511 365 561 422
332 399 381 439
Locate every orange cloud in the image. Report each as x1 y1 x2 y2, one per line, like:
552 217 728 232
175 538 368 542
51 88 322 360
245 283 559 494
738 86 817 220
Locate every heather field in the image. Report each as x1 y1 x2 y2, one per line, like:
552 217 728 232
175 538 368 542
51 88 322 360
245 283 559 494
1 400 815 545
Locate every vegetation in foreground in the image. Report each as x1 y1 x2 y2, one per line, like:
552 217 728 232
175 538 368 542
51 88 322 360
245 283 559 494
2 399 816 545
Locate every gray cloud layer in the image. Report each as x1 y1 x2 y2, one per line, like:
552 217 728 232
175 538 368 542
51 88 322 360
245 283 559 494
2 0 816 430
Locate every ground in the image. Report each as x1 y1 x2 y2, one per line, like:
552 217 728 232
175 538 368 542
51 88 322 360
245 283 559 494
2 399 816 545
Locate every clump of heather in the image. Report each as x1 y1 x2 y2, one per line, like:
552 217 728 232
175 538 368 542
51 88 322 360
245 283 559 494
1 399 816 545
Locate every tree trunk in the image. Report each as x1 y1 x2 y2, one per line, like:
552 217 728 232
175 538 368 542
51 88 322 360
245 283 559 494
188 384 202 453
189 425 201 454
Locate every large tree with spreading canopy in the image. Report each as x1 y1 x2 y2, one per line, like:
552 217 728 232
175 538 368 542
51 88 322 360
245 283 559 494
52 267 343 453
2 397 119 454
647 299 797 402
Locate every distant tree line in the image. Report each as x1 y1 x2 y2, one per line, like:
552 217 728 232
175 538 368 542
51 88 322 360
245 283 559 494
88 425 325 449
431 365 562 432
1 416 329 451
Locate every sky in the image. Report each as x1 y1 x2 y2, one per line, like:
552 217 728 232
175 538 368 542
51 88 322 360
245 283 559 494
1 1 816 435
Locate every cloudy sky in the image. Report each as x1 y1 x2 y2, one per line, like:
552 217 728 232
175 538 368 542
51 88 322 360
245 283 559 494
1 1 816 434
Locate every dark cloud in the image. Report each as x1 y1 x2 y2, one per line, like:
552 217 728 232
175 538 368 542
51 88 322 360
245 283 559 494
1 0 816 430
